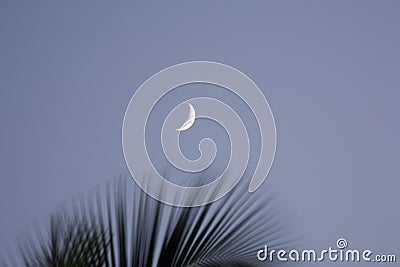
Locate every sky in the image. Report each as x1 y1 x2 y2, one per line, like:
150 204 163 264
1 1 400 266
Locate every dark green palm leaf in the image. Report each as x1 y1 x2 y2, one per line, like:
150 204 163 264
2 175 292 267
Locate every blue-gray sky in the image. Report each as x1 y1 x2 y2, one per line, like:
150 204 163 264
1 1 400 266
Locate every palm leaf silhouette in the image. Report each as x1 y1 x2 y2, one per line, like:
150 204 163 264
2 176 291 267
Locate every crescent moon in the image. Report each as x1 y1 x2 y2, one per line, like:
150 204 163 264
176 103 196 131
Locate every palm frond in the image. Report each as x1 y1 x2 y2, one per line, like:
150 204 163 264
2 175 292 267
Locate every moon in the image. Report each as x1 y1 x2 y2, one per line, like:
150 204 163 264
176 103 196 131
